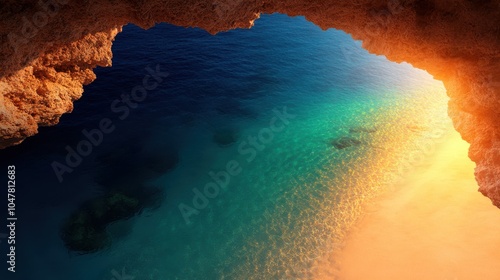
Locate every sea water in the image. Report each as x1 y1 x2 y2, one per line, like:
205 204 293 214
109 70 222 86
0 13 449 280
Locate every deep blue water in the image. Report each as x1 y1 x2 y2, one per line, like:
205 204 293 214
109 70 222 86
0 13 447 280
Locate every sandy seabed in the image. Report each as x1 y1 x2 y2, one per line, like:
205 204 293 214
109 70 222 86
334 129 500 280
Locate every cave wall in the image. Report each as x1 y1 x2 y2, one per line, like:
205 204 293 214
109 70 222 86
0 0 499 205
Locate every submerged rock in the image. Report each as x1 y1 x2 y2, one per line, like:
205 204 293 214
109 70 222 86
84 147 171 253
60 192 140 253
213 129 239 147
60 211 111 253
331 136 362 150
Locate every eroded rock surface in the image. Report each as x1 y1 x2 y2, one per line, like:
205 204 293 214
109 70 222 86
0 0 499 205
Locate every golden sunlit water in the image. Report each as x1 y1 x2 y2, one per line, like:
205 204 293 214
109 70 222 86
9 14 499 280
335 128 500 280
222 73 456 279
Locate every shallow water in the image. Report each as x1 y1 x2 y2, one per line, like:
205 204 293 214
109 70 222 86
335 130 500 280
0 14 449 279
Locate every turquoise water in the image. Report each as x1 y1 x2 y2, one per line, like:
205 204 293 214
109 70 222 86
0 14 449 279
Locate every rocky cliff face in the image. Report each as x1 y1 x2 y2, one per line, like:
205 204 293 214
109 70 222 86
0 0 499 205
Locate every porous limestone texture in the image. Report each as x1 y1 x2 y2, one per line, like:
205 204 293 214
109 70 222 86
0 0 499 205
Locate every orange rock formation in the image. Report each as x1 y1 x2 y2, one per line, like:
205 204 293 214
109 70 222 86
0 0 499 205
